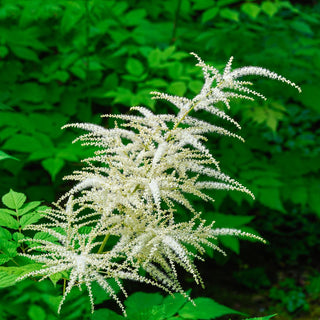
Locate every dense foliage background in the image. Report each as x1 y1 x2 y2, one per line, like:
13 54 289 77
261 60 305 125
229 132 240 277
0 0 319 319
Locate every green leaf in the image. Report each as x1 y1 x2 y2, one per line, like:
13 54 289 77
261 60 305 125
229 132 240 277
12 232 24 242
241 3 260 19
41 157 65 181
168 81 187 96
0 46 9 58
0 263 43 288
124 9 146 26
28 305 46 320
125 292 163 310
145 79 168 88
254 177 282 187
298 84 320 112
162 293 188 317
0 227 11 240
61 3 84 33
0 255 11 265
179 297 243 319
0 239 18 257
290 21 313 35
2 189 26 210
309 180 320 217
148 49 162 68
49 271 68 287
202 7 219 23
18 201 41 216
243 315 277 320
211 213 254 228
261 1 278 17
92 309 124 320
290 185 307 206
0 213 20 229
16 82 46 102
126 58 144 76
0 150 18 161
2 134 43 153
9 46 39 62
20 211 43 229
220 236 240 254
188 80 203 94
219 8 239 22
258 188 285 213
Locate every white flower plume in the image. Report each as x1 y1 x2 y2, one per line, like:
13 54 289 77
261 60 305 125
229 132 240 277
18 53 300 314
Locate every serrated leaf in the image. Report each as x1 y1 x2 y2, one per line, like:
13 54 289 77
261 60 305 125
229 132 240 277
0 227 11 240
21 213 44 231
1 240 18 257
34 231 59 243
0 208 16 216
2 189 26 210
20 211 43 229
12 232 24 242
0 212 19 229
18 201 41 216
0 263 43 288
0 255 11 265
179 297 243 319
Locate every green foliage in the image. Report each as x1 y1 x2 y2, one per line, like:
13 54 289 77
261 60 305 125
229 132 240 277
0 0 319 318
0 189 49 288
270 278 309 313
93 291 274 320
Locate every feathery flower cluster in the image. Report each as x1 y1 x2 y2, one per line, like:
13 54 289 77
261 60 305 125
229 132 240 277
18 54 300 314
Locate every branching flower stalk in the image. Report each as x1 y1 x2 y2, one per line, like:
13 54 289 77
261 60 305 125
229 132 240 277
18 53 300 314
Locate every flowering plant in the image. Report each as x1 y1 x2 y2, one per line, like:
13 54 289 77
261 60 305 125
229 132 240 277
13 54 300 315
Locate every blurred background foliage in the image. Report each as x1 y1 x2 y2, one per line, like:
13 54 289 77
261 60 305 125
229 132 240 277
0 0 319 319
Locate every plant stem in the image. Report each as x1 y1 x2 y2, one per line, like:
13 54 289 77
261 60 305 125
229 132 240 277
171 0 182 43
63 278 66 295
97 234 110 254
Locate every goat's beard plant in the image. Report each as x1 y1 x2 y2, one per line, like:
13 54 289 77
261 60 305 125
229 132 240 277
17 53 301 315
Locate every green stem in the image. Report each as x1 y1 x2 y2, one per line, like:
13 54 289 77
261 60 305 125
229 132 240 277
63 278 67 295
97 234 110 254
85 0 92 112
171 0 182 43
